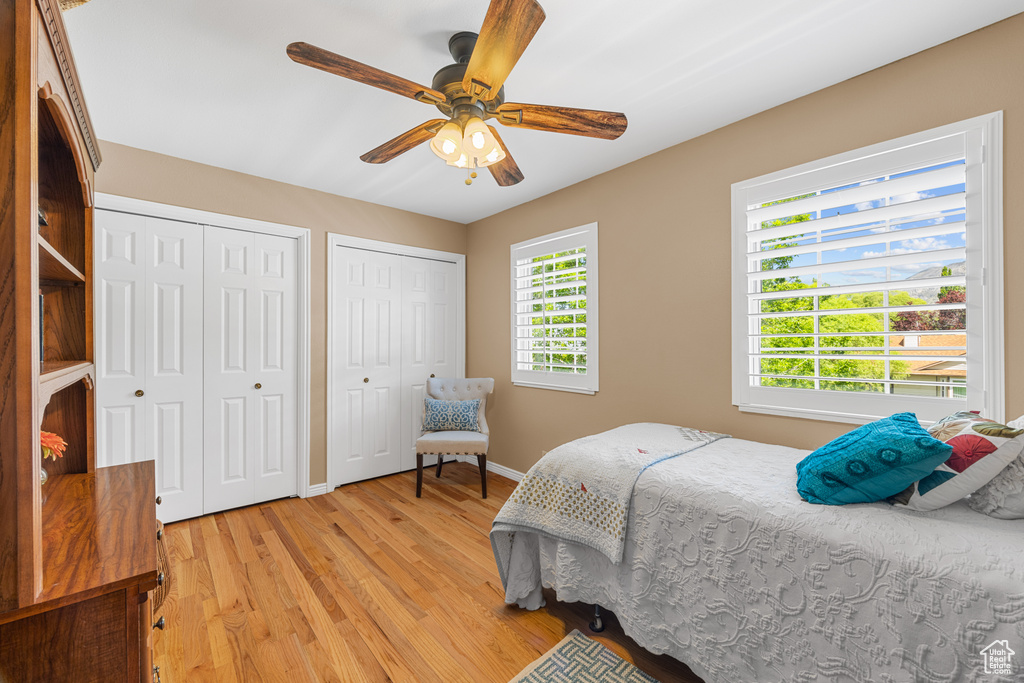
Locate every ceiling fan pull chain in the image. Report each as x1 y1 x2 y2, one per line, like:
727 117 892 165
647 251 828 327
466 169 478 186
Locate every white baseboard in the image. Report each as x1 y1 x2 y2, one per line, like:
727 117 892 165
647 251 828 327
312 458 524 495
304 482 329 498
455 455 524 482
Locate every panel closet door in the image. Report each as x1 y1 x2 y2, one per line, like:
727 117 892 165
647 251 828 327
95 211 204 523
204 227 297 513
400 257 459 471
332 246 403 486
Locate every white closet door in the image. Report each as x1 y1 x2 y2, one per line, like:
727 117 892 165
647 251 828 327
204 227 298 512
95 210 147 467
144 218 204 522
253 233 297 502
95 211 204 522
204 227 258 512
400 257 459 471
332 246 403 486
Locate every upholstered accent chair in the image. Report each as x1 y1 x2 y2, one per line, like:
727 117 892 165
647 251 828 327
416 377 494 498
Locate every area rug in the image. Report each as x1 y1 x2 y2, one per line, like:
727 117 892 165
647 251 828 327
510 630 660 683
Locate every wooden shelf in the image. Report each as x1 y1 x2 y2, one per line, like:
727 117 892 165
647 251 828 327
39 360 93 410
38 235 85 284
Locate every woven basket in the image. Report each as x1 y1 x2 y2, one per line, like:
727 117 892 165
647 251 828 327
153 520 172 612
58 0 92 10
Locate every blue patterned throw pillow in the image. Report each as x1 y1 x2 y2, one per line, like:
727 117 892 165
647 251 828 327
796 412 952 505
423 397 480 432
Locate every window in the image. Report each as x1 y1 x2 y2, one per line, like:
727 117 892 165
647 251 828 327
511 223 598 394
732 113 1003 424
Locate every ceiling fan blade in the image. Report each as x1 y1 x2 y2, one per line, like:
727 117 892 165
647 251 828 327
287 42 446 105
360 119 447 164
486 125 524 186
463 0 546 100
495 103 627 140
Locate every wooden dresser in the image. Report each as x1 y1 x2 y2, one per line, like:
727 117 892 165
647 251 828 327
0 1 161 681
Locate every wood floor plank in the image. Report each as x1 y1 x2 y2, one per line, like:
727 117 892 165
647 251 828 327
154 464 702 682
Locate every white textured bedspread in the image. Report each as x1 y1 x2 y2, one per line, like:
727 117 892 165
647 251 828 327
501 438 1024 683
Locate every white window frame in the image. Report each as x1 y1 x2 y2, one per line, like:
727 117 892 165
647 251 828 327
510 223 599 395
731 112 1003 425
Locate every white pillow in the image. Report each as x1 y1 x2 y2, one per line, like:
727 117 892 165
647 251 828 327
966 414 1024 519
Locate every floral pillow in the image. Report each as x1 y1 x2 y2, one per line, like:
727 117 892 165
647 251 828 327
890 411 1024 511
965 414 1024 519
422 397 481 432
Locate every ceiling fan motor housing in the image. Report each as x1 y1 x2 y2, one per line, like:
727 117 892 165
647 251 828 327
432 32 505 117
448 31 478 64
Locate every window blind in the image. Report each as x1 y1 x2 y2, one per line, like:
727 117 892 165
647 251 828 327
510 224 598 394
743 156 968 397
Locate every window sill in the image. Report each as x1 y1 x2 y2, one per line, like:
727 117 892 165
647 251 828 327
513 381 597 395
737 402 944 427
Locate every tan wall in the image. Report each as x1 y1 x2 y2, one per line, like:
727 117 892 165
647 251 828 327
94 142 466 486
466 14 1024 475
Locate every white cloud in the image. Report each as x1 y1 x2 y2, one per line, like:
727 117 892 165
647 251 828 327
860 237 951 260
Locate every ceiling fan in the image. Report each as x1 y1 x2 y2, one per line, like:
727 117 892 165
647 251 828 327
286 0 627 187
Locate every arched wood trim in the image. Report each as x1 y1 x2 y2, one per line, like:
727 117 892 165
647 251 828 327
37 82 93 208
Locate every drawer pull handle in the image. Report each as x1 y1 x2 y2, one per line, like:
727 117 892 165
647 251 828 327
363 377 369 383
155 496 162 505
135 389 144 397
157 572 165 586
153 616 165 630
255 382 262 389
430 374 435 378
156 529 163 541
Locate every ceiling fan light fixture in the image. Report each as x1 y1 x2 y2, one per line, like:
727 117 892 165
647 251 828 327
429 120 464 162
478 144 506 168
447 152 470 169
463 117 495 155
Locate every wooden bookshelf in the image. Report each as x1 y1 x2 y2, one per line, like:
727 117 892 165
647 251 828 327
0 2 158 681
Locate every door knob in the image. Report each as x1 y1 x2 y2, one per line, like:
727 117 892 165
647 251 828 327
254 383 262 389
363 377 369 383
135 389 144 397
155 496 162 505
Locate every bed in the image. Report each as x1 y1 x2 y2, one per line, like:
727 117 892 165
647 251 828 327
491 425 1024 683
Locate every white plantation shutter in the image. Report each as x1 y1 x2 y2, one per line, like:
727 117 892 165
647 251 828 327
732 114 1004 424
511 224 599 394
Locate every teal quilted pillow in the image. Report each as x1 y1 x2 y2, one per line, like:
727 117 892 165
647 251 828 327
423 397 480 432
796 412 952 505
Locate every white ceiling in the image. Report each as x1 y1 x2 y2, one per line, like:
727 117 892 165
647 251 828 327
64 0 1024 224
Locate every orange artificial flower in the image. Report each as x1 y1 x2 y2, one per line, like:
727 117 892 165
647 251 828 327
40 431 67 460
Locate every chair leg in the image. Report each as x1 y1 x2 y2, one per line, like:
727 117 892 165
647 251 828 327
435 453 445 478
477 453 487 499
416 453 424 498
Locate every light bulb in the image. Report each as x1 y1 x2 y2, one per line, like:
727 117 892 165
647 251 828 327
429 121 464 162
478 144 506 168
447 152 471 169
462 117 496 156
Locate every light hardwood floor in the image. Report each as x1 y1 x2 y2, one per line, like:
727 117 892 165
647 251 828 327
154 462 702 682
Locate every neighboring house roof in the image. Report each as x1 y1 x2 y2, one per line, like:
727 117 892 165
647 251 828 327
892 334 966 378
